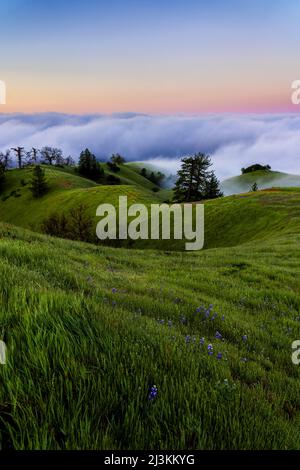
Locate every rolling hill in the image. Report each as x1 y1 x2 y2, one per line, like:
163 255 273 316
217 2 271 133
222 170 300 195
0 166 300 250
0 218 299 449
0 163 300 450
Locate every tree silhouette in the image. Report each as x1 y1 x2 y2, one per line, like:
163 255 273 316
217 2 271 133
11 147 25 169
173 153 213 202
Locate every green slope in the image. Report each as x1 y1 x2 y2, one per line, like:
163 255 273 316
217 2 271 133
0 168 157 233
222 170 300 195
0 222 299 449
1 167 300 250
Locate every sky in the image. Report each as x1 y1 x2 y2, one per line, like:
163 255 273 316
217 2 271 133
1 0 300 114
1 1 300 177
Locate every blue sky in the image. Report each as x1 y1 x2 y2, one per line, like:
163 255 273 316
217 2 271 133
1 0 300 113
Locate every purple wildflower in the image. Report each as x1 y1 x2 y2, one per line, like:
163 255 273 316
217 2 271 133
207 344 214 355
242 335 248 342
217 352 223 360
215 331 222 340
200 337 205 346
112 288 117 293
185 335 191 344
148 385 158 401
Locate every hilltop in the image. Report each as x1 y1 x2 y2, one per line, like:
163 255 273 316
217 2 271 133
222 169 300 195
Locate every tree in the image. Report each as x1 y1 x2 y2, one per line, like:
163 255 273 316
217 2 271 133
111 153 126 165
11 147 25 169
0 149 11 170
0 163 6 192
140 168 147 178
140 168 165 187
173 153 213 202
26 147 40 165
65 156 75 166
78 148 104 180
40 147 63 166
69 204 93 242
107 161 120 173
242 164 271 174
251 182 258 192
30 165 49 198
204 173 223 199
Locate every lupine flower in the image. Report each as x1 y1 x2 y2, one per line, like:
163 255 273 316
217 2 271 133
211 313 217 321
215 331 222 340
185 335 191 344
217 352 223 360
207 344 213 355
112 288 117 293
159 319 165 324
221 315 225 321
242 335 248 342
200 337 205 346
148 385 158 401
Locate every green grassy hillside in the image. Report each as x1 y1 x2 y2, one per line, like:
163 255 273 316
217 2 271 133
1 167 300 251
222 170 300 195
0 167 160 232
1 163 300 450
0 222 299 449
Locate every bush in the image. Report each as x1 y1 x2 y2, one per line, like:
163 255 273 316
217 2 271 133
42 204 94 243
107 161 120 173
241 164 271 174
106 174 121 185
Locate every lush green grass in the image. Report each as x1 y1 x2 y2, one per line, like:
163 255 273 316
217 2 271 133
0 222 299 449
1 167 300 251
1 166 300 450
222 170 300 195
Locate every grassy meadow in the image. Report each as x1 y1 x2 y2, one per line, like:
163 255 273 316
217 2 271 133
0 164 299 450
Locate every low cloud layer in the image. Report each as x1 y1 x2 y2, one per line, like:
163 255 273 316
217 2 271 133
1 112 300 179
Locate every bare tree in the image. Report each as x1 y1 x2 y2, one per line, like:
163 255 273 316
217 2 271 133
40 147 63 166
11 147 25 169
25 148 40 166
31 147 40 163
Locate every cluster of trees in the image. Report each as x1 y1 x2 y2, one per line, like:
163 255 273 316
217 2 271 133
78 150 125 184
241 164 271 174
140 168 165 187
173 153 223 202
0 146 75 170
0 146 74 192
